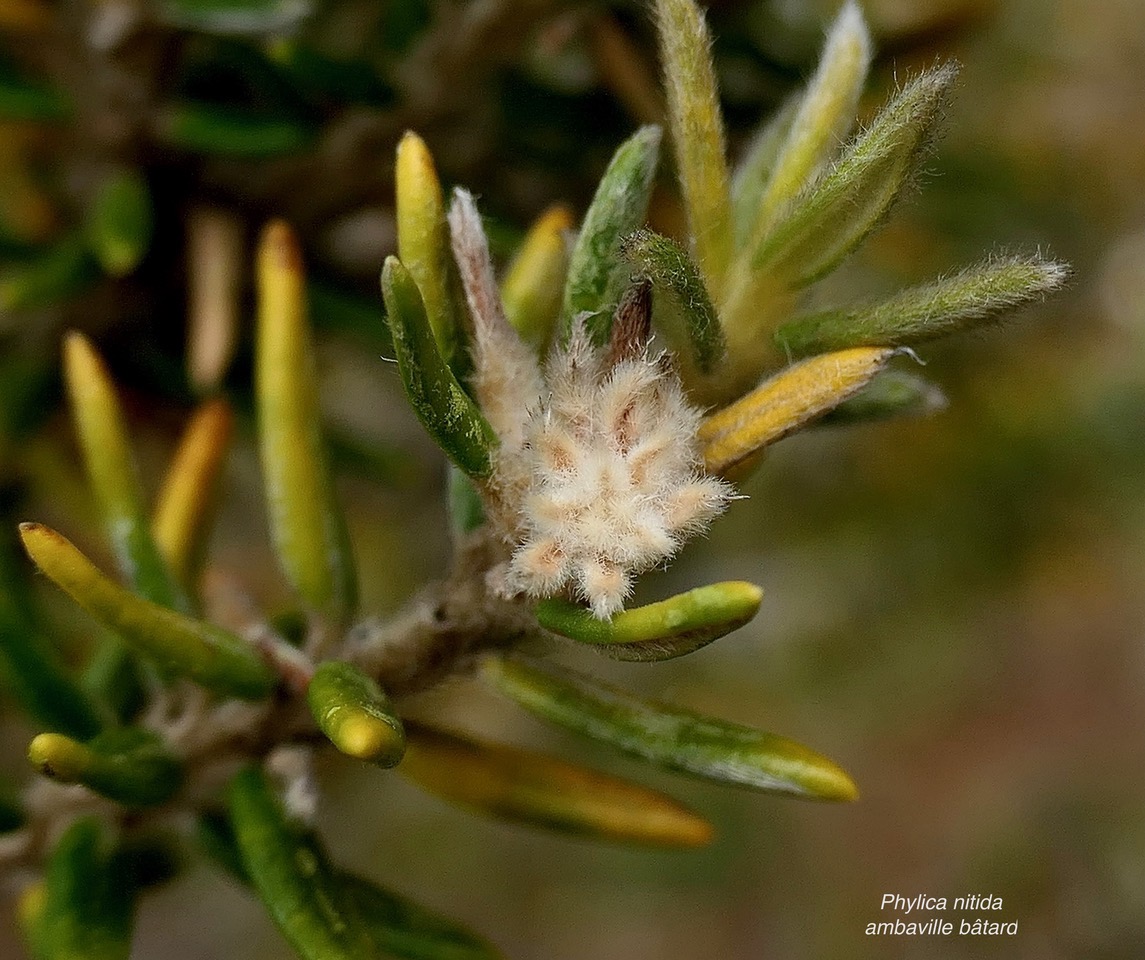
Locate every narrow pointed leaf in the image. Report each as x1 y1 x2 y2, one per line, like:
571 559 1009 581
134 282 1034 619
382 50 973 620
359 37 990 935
381 255 497 478
84 170 152 277
621 228 724 374
152 398 234 593
700 347 894 476
396 131 459 364
753 64 958 288
39 819 135 960
0 601 104 739
63 331 187 612
342 874 503 960
228 766 376 960
199 809 502 960
307 661 405 766
820 370 947 425
19 523 277 699
732 96 800 243
536 581 762 662
561 125 661 340
257 220 357 621
401 722 713 847
28 728 182 807
483 656 858 801
82 635 147 724
744 1 871 242
500 203 573 349
653 0 732 293
161 103 314 158
775 255 1072 356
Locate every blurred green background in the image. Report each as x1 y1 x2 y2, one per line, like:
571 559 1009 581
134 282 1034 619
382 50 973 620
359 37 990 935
2 0 1145 957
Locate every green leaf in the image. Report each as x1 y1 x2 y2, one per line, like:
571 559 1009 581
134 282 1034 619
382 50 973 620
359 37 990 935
342 874 503 960
28 728 183 808
732 96 800 244
621 228 724 374
483 656 858 801
200 807 503 960
151 398 234 594
560 125 661 341
85 170 153 277
0 604 105 740
257 221 358 622
401 721 713 847
775 254 1072 356
81 635 148 724
535 581 762 662
0 236 98 312
307 661 405 766
63 331 189 613
740 1 871 244
381 255 497 478
653 0 732 294
39 819 135 960
19 523 278 700
160 103 314 158
228 766 377 960
750 65 958 288
155 0 312 35
820 370 947 425
396 131 460 364
500 204 573 350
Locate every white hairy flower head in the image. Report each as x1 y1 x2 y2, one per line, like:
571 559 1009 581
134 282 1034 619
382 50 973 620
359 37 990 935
449 189 732 619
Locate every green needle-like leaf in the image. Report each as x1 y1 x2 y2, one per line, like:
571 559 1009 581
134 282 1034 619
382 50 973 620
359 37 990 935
447 466 486 537
500 204 573 350
732 96 800 243
654 0 732 295
535 581 762 662
160 103 314 158
152 398 234 594
775 255 1072 356
381 255 497 478
199 809 503 959
560 125 661 341
84 170 153 277
28 728 183 808
307 661 405 766
63 331 188 613
0 597 104 740
257 220 357 622
401 722 714 847
483 656 858 801
396 131 460 364
752 64 958 289
228 766 377 960
39 819 135 960
621 228 724 374
19 523 277 700
820 370 947 425
742 1 871 243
